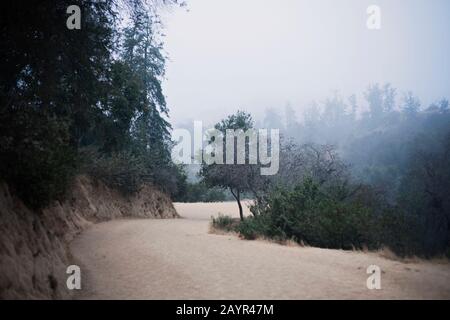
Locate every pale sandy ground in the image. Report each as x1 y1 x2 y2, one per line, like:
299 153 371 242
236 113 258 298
71 202 450 299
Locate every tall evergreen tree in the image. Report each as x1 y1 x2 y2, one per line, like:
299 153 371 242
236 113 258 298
122 6 172 164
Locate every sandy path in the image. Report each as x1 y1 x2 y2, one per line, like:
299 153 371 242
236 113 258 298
71 202 450 299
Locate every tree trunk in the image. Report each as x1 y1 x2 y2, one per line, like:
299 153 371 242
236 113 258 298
230 187 244 221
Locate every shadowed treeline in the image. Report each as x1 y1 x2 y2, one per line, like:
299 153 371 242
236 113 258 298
0 1 187 209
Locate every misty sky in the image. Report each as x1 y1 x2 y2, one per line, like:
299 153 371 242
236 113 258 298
160 0 450 126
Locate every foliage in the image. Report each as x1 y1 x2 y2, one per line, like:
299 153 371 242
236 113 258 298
0 1 183 208
258 83 450 257
0 107 76 209
245 178 380 250
206 133 449 257
225 177 439 257
80 148 148 195
173 180 227 202
236 214 272 240
396 130 450 256
200 111 267 220
211 215 238 232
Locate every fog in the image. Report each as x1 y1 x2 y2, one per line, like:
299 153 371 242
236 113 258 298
161 3 450 255
2 1 450 298
161 0 450 126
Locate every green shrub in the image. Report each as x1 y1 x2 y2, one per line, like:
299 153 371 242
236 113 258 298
208 178 439 257
0 108 76 209
242 178 381 250
236 214 272 240
80 148 148 195
174 181 227 203
211 214 238 232
240 178 446 257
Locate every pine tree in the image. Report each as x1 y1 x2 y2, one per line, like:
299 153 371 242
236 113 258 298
114 4 180 194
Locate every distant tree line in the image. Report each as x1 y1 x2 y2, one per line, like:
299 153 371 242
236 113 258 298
207 87 450 257
173 179 228 203
267 84 450 256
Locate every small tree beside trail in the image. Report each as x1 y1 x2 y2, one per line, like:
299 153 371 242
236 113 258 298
200 111 266 221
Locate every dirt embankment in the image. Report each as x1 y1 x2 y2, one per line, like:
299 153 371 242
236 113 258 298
0 175 177 299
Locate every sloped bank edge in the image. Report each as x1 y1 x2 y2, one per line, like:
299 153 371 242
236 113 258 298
0 175 178 299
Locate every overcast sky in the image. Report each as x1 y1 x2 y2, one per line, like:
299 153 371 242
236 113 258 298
160 0 450 126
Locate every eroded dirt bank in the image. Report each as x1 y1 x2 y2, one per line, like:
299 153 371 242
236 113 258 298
0 176 177 299
71 202 450 299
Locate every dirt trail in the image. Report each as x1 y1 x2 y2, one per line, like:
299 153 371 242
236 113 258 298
71 202 450 299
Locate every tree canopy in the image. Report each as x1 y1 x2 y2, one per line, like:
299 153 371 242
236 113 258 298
0 0 183 208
